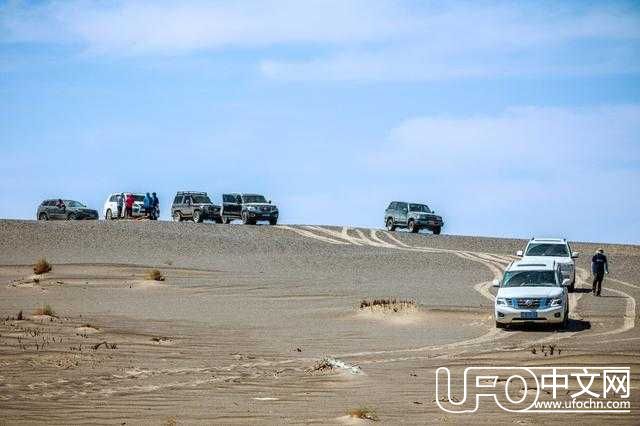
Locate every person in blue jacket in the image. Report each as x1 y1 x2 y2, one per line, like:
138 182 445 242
143 192 152 218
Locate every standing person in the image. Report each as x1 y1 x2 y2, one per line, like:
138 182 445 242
152 192 159 220
125 193 134 218
591 248 609 296
143 193 152 218
116 193 124 219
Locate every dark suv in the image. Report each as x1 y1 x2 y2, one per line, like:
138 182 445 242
37 199 98 221
384 201 443 234
222 193 279 225
171 192 222 223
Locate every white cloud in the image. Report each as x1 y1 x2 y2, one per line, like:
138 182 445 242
374 105 640 173
0 0 412 53
2 1 639 81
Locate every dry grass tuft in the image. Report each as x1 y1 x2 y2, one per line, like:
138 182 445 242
306 358 335 374
359 299 416 312
33 258 52 275
347 407 379 421
146 269 165 281
34 304 56 317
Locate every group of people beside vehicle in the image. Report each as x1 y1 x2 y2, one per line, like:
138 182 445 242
115 192 160 220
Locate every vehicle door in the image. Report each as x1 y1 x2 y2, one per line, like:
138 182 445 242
234 194 244 217
42 200 55 219
182 195 193 218
108 195 118 217
50 200 67 219
397 202 409 225
223 194 240 218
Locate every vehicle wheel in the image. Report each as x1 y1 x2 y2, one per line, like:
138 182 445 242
38 212 48 221
269 218 278 225
223 216 232 224
408 220 419 233
67 213 76 220
106 209 113 220
433 226 441 235
386 217 396 231
496 321 506 329
241 211 251 225
561 306 569 329
173 211 182 222
214 216 223 224
568 281 575 293
193 210 203 223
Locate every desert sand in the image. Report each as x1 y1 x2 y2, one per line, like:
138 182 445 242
0 219 638 424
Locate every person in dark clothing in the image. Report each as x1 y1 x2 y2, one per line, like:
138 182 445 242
116 193 124 219
152 192 159 220
591 248 609 296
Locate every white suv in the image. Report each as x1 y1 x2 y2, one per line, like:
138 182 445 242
102 193 145 220
517 238 579 292
494 258 570 329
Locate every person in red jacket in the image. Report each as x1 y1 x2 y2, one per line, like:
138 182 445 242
125 193 135 218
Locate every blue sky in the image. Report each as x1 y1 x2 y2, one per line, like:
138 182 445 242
1 0 639 243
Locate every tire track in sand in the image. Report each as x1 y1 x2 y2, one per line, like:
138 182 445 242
275 226 637 362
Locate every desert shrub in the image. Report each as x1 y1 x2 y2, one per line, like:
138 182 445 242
359 299 415 311
347 407 379 421
146 269 165 281
34 304 55 317
33 258 52 275
306 358 334 373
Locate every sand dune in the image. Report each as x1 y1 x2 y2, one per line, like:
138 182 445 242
0 220 638 424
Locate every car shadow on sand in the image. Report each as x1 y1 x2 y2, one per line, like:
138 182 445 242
503 319 591 333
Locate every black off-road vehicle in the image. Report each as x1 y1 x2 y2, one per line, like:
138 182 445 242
171 192 222 223
221 193 279 225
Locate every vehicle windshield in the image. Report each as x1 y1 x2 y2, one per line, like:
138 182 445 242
525 243 569 257
133 195 145 202
64 200 86 208
409 204 431 213
192 195 212 204
243 195 267 204
502 270 558 287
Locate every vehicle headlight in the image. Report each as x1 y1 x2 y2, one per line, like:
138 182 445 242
496 298 508 306
550 298 563 307
560 263 573 271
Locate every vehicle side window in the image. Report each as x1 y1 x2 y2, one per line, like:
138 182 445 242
388 202 396 210
184 196 191 204
173 195 182 204
398 202 408 212
236 195 242 204
109 195 117 202
222 194 231 203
